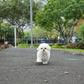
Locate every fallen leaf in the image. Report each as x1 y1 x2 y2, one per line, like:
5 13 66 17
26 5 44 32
44 80 48 82
64 71 69 74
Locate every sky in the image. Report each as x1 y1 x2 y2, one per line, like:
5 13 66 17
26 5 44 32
34 0 48 4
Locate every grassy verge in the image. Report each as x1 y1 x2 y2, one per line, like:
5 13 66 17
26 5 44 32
54 48 84 52
17 44 84 52
17 44 40 48
52 45 84 52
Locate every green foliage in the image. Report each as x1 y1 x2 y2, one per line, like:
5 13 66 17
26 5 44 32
0 20 3 24
0 0 43 44
36 0 72 29
33 44 40 47
0 23 14 39
24 30 31 38
24 27 59 40
0 0 43 22
80 40 84 42
78 24 84 40
64 0 84 20
35 0 84 43
33 27 45 39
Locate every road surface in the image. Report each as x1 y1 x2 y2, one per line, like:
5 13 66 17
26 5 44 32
0 48 84 84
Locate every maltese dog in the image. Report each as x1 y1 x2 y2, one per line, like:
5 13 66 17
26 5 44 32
36 43 51 64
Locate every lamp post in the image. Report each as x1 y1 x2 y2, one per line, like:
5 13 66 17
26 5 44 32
14 27 17 48
30 0 34 48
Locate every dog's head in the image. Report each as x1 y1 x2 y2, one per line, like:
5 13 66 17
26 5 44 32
37 43 51 52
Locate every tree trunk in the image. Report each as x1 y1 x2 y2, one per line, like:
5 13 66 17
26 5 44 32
4 33 5 44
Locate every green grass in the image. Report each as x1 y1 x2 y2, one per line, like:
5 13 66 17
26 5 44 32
55 48 84 52
62 48 84 52
52 45 84 52
17 44 30 48
17 44 40 48
17 44 84 52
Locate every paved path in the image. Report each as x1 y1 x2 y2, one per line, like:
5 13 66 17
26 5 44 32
0 48 84 84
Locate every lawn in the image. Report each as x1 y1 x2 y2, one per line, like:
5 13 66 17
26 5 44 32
51 45 84 52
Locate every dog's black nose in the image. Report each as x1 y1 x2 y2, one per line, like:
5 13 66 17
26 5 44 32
43 49 45 51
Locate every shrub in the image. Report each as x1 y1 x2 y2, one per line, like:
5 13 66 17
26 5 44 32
66 43 75 49
49 44 53 47
80 40 84 42
66 42 84 49
55 43 62 46
0 44 6 49
33 44 40 47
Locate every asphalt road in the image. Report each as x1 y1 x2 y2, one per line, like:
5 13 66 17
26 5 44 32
0 48 84 84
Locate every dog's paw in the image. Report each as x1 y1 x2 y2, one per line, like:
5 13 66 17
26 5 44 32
43 62 48 64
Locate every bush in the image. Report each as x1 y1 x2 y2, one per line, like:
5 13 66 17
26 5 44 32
55 43 62 46
51 43 66 49
49 44 53 47
0 44 8 49
80 40 84 42
33 44 40 47
66 42 84 49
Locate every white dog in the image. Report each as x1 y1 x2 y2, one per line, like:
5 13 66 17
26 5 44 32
36 43 51 64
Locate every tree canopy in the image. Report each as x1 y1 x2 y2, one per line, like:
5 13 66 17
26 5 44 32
0 0 43 28
35 0 84 43
0 0 43 44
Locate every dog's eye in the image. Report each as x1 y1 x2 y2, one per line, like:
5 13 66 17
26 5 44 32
45 48 46 49
41 48 43 49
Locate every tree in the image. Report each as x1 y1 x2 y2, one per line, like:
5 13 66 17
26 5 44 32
24 27 59 43
0 0 43 44
0 20 3 39
0 23 14 44
0 0 43 28
35 0 84 43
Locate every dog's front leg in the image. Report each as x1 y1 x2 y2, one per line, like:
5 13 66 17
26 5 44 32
43 61 48 64
36 58 42 62
36 55 42 62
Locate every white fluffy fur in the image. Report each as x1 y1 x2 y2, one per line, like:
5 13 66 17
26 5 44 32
36 43 51 64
